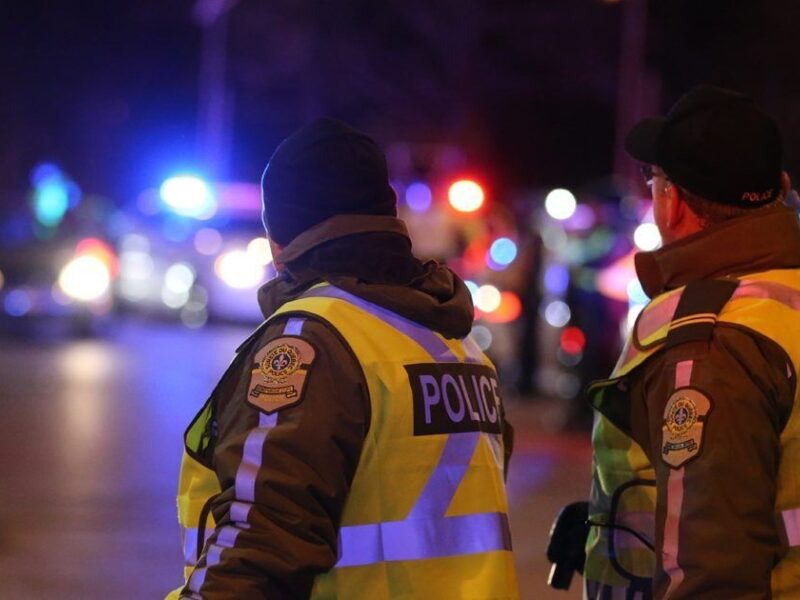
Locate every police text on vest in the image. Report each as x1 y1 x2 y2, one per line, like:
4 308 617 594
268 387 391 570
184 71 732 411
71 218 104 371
406 363 503 435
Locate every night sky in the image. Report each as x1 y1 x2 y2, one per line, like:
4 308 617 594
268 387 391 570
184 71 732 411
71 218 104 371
3 0 800 205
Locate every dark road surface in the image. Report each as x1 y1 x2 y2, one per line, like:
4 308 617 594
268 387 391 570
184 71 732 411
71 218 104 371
0 321 588 599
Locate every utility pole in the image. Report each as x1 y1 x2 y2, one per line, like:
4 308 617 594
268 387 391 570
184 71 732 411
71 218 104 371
193 0 241 181
613 0 659 189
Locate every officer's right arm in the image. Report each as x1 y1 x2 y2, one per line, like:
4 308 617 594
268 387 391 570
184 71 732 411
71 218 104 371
181 317 370 599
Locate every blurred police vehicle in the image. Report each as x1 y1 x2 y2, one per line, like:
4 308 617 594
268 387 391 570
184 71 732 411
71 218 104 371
0 163 117 336
115 175 274 327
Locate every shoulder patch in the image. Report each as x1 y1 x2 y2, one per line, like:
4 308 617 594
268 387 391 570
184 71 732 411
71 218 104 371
247 336 316 414
661 387 712 468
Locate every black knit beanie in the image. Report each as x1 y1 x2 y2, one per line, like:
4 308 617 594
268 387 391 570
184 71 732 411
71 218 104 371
261 118 397 245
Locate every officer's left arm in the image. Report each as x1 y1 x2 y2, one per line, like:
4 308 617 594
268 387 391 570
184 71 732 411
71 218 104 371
637 326 794 599
181 317 370 599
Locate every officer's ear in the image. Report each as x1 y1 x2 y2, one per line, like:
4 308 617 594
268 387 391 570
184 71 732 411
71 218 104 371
781 171 792 201
663 180 683 230
269 239 285 273
667 182 705 236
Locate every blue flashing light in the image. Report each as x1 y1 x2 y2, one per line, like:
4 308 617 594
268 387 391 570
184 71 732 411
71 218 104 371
30 163 62 187
35 179 70 227
489 237 518 266
405 182 432 213
159 175 217 219
30 163 74 228
544 264 570 296
5 289 32 316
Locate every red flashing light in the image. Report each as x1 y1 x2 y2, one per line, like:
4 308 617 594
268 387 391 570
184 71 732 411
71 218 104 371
75 238 118 277
560 326 586 355
463 239 489 272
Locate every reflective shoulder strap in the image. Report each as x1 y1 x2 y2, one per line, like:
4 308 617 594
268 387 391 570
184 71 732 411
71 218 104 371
300 284 461 362
732 277 800 310
616 279 739 376
663 279 738 349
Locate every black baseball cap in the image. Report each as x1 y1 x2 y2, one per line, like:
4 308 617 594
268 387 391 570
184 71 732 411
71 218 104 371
625 85 783 207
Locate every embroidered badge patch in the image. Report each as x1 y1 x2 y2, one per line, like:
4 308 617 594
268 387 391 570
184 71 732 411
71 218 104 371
661 387 712 468
247 337 316 414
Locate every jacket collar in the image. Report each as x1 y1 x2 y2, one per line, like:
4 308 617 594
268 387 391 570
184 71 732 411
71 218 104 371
257 214 411 318
276 214 409 266
635 205 800 298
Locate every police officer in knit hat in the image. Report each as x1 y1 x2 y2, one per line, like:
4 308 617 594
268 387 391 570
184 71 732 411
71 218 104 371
169 118 519 599
576 86 800 599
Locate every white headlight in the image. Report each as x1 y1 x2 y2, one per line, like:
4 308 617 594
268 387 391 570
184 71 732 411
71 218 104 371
475 284 502 313
246 237 273 266
164 262 196 295
545 188 577 221
633 223 662 251
215 250 265 289
58 255 111 302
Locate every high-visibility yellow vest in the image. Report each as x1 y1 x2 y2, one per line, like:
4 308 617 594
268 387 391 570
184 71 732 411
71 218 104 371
170 284 519 599
585 269 800 599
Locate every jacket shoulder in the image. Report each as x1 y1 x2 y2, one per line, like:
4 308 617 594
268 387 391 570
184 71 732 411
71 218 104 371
633 279 739 352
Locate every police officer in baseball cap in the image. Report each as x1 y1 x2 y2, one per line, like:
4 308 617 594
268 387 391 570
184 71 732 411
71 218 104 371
580 85 800 599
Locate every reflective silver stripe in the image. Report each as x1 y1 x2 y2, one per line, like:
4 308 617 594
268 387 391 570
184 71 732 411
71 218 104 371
229 501 252 526
636 291 682 341
337 511 511 567
188 319 304 593
411 433 478 517
303 285 459 361
234 415 275 502
735 278 800 309
181 526 210 567
188 414 277 593
662 361 692 599
283 317 305 336
461 335 486 364
188 526 243 593
336 431 511 565
783 507 800 546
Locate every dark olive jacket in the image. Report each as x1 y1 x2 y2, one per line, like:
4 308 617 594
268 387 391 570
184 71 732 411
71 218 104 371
181 215 506 599
598 206 800 599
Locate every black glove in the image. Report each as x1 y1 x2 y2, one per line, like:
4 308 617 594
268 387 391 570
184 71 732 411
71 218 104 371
546 501 589 590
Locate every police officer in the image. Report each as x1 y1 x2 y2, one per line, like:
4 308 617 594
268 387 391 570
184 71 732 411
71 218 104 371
169 118 519 599
582 86 800 599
